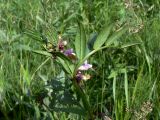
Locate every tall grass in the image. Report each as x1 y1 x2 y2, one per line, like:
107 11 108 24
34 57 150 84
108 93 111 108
0 0 160 119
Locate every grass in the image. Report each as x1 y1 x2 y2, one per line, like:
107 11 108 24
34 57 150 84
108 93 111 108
0 0 160 119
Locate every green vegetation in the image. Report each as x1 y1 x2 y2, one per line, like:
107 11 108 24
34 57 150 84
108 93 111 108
0 0 160 119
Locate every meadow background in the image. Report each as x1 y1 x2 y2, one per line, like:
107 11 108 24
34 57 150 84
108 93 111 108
0 0 160 120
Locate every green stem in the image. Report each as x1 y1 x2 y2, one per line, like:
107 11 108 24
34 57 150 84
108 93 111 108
72 79 93 119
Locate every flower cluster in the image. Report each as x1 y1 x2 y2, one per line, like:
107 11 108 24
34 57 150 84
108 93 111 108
57 36 77 61
76 60 92 83
57 35 67 52
57 35 92 83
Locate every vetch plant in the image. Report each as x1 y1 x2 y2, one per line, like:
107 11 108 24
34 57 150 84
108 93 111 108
31 22 140 119
1 1 159 119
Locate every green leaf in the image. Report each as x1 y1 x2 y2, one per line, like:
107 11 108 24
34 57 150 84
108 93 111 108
16 44 32 51
75 22 87 60
24 29 42 42
105 27 128 46
20 64 31 87
32 50 52 57
34 105 41 120
93 24 113 49
108 70 118 79
59 91 79 105
121 41 141 48
63 13 77 24
57 57 73 74
54 52 72 63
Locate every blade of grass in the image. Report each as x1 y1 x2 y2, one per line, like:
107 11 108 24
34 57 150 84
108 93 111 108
131 64 144 104
124 69 129 108
120 41 141 48
113 76 117 102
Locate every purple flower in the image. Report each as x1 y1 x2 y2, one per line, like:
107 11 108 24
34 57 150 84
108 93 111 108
58 36 67 52
64 49 74 56
64 49 77 61
78 60 92 71
58 41 65 52
75 71 91 83
76 71 83 83
76 61 92 83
